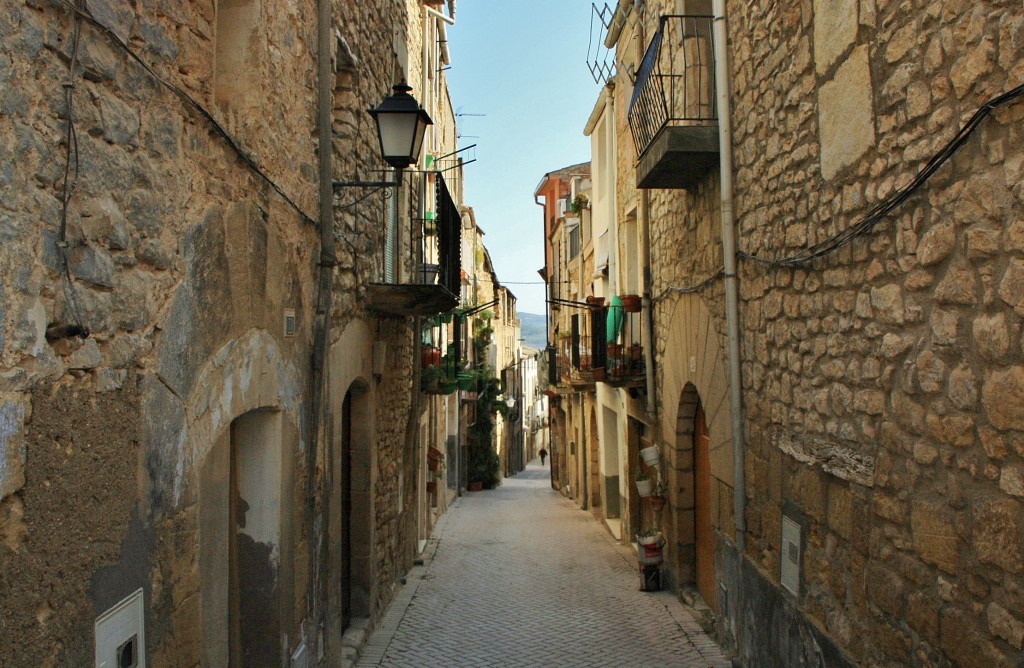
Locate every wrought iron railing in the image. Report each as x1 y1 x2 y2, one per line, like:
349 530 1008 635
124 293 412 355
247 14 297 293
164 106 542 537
627 15 717 159
604 298 644 386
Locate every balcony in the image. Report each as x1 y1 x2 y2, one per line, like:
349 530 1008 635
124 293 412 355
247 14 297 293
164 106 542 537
628 15 719 190
603 296 645 388
367 174 461 316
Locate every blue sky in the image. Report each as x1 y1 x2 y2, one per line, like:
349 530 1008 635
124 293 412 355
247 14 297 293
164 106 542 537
446 1 606 315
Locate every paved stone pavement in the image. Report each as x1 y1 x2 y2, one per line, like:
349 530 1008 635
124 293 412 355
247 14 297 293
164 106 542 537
355 461 733 667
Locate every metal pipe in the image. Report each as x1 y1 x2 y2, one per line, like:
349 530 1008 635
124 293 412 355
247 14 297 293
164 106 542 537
311 0 334 644
640 190 656 417
712 0 746 565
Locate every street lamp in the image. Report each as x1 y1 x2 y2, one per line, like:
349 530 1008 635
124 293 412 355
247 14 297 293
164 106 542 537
368 84 433 170
333 83 433 190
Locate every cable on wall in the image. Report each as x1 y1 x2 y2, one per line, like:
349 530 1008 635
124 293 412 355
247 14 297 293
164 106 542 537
648 83 1024 301
56 0 88 336
739 82 1024 268
55 0 318 227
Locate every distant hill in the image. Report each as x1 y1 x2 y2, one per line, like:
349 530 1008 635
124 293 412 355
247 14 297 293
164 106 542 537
518 312 547 350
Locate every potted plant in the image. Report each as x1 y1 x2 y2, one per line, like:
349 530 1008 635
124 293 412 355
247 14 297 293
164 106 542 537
586 295 605 307
422 345 441 369
572 193 590 213
426 480 437 494
635 472 654 497
620 294 641 312
637 527 663 546
640 444 659 467
427 446 442 472
421 366 442 393
648 481 667 511
418 263 440 285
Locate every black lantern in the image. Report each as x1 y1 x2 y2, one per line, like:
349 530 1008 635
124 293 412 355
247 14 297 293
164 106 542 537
368 84 433 170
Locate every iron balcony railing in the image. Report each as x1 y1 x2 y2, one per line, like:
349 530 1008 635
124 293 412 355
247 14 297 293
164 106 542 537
627 15 718 159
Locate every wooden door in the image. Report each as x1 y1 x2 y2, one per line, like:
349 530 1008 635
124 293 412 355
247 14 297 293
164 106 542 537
340 391 353 629
694 402 716 611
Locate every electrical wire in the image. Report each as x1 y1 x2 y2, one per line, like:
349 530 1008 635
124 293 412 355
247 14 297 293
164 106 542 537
740 83 1024 268
55 0 318 227
652 269 725 302
57 1 87 333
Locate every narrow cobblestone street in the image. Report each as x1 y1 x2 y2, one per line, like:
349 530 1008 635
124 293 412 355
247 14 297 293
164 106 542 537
356 461 732 667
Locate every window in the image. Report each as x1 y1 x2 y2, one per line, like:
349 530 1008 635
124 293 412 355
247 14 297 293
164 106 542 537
568 221 580 260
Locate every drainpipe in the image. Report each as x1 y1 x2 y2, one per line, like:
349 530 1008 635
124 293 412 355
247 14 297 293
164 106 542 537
640 191 656 417
713 0 747 575
312 0 334 647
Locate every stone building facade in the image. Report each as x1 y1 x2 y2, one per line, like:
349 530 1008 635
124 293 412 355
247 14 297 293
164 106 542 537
0 0 468 665
586 0 1024 665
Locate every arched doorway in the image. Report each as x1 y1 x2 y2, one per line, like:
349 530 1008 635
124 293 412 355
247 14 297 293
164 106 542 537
672 384 716 612
331 382 372 634
199 408 291 667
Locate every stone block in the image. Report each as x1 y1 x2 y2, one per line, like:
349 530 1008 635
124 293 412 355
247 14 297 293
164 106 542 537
69 243 116 289
983 366 1024 431
998 258 1024 315
98 94 140 146
935 261 978 305
973 312 1013 362
974 497 1024 572
907 590 940 641
813 0 859 74
818 46 876 179
67 338 103 370
917 221 955 266
826 482 852 541
911 500 959 572
941 606 1008 668
867 563 904 616
1000 463 1024 497
988 601 1024 649
869 284 904 324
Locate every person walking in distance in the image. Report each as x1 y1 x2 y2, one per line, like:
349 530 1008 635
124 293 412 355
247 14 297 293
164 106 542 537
539 447 547 466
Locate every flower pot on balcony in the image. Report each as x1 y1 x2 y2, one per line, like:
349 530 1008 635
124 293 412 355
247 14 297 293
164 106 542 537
592 367 607 382
586 296 605 307
649 494 667 511
426 481 437 494
457 372 476 391
418 263 440 285
621 294 642 312
640 445 660 467
635 477 653 497
630 344 643 361
422 346 441 369
439 379 458 394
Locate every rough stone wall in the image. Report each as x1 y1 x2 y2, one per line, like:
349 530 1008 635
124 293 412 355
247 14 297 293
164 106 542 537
0 0 429 663
608 0 1024 664
725 1 1024 665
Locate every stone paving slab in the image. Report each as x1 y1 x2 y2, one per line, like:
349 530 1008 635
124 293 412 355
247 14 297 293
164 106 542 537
355 462 732 668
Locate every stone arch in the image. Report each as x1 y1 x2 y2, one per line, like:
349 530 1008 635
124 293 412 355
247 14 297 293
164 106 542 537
180 330 303 666
658 293 734 602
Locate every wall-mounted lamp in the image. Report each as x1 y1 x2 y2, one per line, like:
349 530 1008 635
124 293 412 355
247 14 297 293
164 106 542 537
333 84 433 190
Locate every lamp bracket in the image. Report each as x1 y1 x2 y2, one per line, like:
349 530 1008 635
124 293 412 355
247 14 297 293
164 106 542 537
332 179 400 190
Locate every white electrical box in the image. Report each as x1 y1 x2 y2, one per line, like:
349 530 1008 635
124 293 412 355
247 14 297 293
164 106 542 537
781 515 801 596
95 588 145 668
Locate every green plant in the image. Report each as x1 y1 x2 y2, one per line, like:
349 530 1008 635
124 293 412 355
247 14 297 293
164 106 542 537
636 527 660 540
635 471 651 483
572 193 590 212
466 373 502 489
